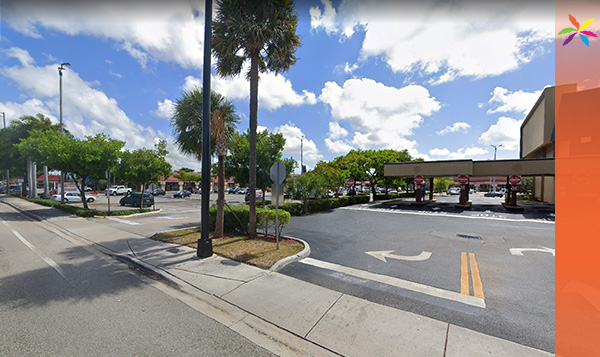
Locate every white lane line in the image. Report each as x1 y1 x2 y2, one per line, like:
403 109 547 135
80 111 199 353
299 257 485 308
107 217 140 225
1 220 67 279
340 205 555 224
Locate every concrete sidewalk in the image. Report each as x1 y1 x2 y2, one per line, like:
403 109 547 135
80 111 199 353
1 196 553 356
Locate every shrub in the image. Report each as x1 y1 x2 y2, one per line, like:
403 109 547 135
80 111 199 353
258 208 290 237
308 199 331 212
25 198 150 217
279 202 304 216
209 204 251 235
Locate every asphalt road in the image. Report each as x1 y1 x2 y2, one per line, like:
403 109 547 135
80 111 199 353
0 203 274 356
280 200 555 353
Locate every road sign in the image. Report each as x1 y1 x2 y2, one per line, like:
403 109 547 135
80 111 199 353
509 175 522 185
270 162 286 184
346 178 355 187
414 175 424 184
457 175 469 184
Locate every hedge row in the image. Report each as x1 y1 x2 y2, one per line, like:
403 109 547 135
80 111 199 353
372 192 414 201
208 205 291 235
25 198 151 217
265 195 371 216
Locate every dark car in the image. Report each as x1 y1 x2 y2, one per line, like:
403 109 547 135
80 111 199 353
245 191 263 202
120 192 154 207
173 190 191 198
152 188 166 196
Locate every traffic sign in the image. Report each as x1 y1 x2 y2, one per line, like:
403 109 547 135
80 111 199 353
346 178 355 187
414 175 425 184
270 162 286 184
509 175 522 185
457 175 469 184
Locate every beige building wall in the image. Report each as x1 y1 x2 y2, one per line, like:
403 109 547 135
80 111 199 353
520 84 575 204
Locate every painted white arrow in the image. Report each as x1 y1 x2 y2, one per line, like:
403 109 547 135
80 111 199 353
365 250 432 263
509 247 555 257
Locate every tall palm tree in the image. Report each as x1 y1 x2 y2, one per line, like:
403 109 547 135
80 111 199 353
171 88 239 237
212 0 301 239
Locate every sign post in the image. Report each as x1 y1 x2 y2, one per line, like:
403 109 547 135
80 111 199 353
106 169 111 214
270 162 286 250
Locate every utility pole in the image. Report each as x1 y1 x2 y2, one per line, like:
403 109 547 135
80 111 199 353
58 62 70 204
490 144 502 192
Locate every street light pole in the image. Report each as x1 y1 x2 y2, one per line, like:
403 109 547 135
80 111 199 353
490 144 503 191
299 135 304 174
2 112 8 195
197 0 213 258
58 62 70 204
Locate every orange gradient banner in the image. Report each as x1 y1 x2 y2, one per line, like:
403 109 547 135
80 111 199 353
555 1 600 355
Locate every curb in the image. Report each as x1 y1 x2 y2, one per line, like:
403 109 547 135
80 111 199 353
269 236 311 272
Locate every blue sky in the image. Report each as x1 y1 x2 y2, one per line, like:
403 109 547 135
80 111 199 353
0 0 556 173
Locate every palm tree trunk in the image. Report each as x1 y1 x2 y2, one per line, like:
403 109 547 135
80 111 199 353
248 50 259 239
215 154 225 238
140 183 145 208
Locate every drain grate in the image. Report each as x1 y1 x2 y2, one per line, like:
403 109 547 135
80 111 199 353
167 248 180 253
456 233 482 240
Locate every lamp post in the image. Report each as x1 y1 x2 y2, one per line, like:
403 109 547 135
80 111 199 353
58 62 70 204
1 111 8 195
197 0 213 258
490 144 502 191
299 135 305 174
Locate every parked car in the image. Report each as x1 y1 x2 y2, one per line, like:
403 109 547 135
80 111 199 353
51 191 96 203
469 187 476 194
120 192 154 207
237 188 247 195
447 186 461 195
484 188 506 197
105 185 132 196
152 188 166 196
245 191 263 202
173 190 191 198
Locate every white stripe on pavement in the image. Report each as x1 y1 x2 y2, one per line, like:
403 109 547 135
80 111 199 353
1 219 67 279
340 205 555 224
299 257 485 308
107 217 140 225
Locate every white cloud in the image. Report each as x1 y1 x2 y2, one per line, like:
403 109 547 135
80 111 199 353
319 78 440 155
429 146 489 159
0 48 191 171
327 121 348 140
4 47 35 67
183 68 317 111
154 99 175 119
478 116 523 150
436 122 471 135
310 0 338 35
486 87 542 115
2 1 207 69
273 122 323 167
310 1 554 83
324 138 355 154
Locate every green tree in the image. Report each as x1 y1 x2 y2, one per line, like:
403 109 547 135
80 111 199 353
116 140 172 207
171 87 240 237
225 129 296 207
434 177 453 193
311 160 345 194
18 131 124 209
213 0 301 238
0 114 62 178
285 172 329 213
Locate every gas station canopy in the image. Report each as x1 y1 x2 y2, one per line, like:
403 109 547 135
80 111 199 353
384 158 554 178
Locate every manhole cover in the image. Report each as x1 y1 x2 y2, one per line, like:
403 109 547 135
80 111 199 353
167 248 180 253
456 233 482 240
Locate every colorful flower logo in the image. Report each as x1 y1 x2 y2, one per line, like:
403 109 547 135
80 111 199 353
559 15 596 46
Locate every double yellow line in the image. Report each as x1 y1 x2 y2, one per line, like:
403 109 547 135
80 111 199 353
461 252 484 299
